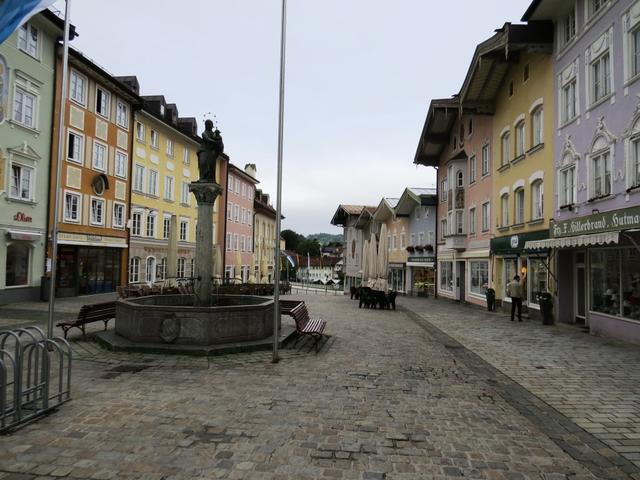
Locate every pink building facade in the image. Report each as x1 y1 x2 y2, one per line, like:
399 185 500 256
224 164 258 282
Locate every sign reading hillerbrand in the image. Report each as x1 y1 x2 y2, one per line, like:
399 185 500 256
551 206 640 238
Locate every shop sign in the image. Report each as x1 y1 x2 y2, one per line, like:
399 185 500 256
58 232 127 247
510 235 520 249
551 206 640 238
408 255 435 263
490 230 549 255
13 212 32 222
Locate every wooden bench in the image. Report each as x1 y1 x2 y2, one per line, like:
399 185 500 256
280 299 304 315
289 302 326 352
56 301 116 339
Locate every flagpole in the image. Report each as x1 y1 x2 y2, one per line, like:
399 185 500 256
272 0 287 363
47 0 71 338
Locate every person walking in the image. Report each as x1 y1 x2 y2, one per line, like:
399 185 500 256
507 274 525 322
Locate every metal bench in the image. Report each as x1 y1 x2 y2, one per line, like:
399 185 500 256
56 301 116 339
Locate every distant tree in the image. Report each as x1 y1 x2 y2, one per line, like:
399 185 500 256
281 229 303 251
298 238 322 258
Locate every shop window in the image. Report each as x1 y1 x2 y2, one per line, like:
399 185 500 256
528 258 548 306
470 261 488 295
439 261 453 292
622 249 640 320
6 243 30 286
591 249 620 316
504 258 518 300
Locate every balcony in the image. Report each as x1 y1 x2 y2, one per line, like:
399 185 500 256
443 233 466 251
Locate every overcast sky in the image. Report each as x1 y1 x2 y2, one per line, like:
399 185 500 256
54 0 532 236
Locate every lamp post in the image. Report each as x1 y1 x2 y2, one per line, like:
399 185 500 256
272 0 287 363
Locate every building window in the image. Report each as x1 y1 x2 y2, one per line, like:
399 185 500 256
501 131 511 166
234 234 239 251
131 211 142 236
440 219 447 240
92 141 107 172
113 203 125 228
136 121 145 142
481 144 490 176
241 207 246 224
531 180 543 220
501 194 509 227
90 197 105 226
455 211 463 234
115 151 127 178
163 216 171 239
589 0 605 19
226 232 232 251
514 188 525 224
95 87 110 118
180 220 188 241
64 191 80 222
227 202 233 220
5 243 30 287
633 28 640 78
150 130 159 148
560 8 576 47
561 79 577 124
134 164 145 192
469 155 476 184
157 257 167 280
240 235 245 252
129 257 140 283
146 213 156 237
10 163 33 201
532 108 543 147
456 170 463 188
69 70 86 105
400 233 406 249
236 180 241 194
439 261 453 292
228 174 234 192
67 131 83 164
181 181 190 205
591 144 611 198
560 166 576 207
515 121 525 157
469 261 489 295
440 179 447 202
17 23 39 58
234 204 240 222
166 139 174 157
392 234 397 250
116 101 129 129
469 207 476 235
591 52 611 103
177 258 186 278
144 257 156 283
183 148 190 165
13 87 36 128
164 176 174 201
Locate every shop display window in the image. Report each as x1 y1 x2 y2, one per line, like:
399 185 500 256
622 249 640 320
591 249 620 316
439 261 453 292
469 261 489 295
528 258 548 306
6 243 29 287
503 258 518 300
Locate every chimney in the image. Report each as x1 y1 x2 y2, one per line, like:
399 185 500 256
244 163 257 179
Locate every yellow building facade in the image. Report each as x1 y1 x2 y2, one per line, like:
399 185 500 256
460 23 555 317
128 97 221 284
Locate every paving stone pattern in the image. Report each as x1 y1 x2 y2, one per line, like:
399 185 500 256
403 295 640 474
0 293 622 479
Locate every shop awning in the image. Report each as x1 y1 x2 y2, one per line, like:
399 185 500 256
6 230 42 241
524 231 619 250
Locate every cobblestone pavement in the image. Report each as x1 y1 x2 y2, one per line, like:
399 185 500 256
0 293 630 479
402 295 640 473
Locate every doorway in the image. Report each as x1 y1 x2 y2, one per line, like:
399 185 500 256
457 261 465 303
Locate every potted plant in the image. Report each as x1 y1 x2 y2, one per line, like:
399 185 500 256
485 285 495 311
406 246 415 253
424 244 434 253
415 245 424 252
537 291 554 325
414 281 429 297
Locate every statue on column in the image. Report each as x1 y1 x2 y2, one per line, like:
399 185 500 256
197 119 224 182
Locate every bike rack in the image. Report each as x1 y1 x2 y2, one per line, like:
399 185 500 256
0 327 71 433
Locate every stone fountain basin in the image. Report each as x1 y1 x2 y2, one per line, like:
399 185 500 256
115 295 277 346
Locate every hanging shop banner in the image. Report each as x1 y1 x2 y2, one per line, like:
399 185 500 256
551 206 640 238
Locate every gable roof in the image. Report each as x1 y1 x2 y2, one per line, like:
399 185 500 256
330 204 373 226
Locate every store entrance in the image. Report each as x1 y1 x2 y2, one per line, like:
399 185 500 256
575 251 587 325
78 247 121 295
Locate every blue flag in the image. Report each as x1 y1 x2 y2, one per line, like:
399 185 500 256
0 0 57 45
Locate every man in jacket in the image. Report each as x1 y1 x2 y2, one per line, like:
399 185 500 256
507 274 525 322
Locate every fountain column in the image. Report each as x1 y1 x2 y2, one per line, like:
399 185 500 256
189 182 222 306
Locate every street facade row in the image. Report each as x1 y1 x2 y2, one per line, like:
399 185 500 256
336 0 640 345
0 11 280 302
